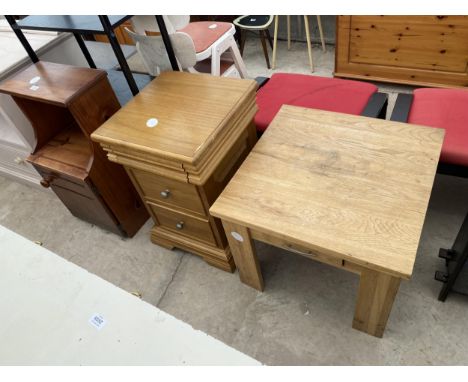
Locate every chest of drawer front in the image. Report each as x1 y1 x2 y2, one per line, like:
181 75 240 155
33 165 121 235
148 202 217 246
34 166 95 199
130 167 207 216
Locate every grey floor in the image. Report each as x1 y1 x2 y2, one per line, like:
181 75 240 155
2 39 468 365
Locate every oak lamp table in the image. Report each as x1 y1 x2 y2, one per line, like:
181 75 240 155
92 71 258 272
210 106 444 337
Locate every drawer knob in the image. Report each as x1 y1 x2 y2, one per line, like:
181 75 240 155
160 189 171 199
175 221 184 230
40 175 54 188
40 178 51 188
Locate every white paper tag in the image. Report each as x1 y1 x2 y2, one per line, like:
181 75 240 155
89 314 106 330
231 231 244 242
29 85 39 91
146 118 158 128
29 76 41 84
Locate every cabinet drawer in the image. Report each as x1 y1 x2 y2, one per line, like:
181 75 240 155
131 168 206 215
148 202 216 245
34 166 95 199
32 165 120 235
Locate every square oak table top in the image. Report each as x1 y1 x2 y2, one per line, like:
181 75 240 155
210 105 444 279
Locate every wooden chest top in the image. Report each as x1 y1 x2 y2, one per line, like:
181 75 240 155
91 72 257 166
0 61 106 106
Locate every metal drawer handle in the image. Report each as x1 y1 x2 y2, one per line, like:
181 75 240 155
160 189 171 199
175 221 184 230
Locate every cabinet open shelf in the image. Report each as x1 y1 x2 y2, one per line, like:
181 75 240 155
28 126 92 180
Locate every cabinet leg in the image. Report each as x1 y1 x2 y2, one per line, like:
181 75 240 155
151 235 175 250
222 221 264 291
204 256 236 273
353 269 401 337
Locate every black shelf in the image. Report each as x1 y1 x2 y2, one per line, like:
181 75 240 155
107 70 153 106
15 15 132 34
5 15 179 97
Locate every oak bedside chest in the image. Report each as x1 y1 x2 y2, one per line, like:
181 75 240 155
92 72 258 271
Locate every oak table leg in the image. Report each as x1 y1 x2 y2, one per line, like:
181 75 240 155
222 221 264 291
352 268 401 337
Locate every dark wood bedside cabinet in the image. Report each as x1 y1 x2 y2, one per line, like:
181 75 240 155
0 61 149 236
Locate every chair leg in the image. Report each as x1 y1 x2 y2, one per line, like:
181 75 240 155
265 28 273 49
259 30 271 69
229 37 248 78
316 15 326 52
303 15 314 72
211 47 221 76
287 15 291 50
240 29 247 56
272 15 279 69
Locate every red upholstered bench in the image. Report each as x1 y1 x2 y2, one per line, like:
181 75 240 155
254 73 388 134
391 88 468 302
391 88 468 177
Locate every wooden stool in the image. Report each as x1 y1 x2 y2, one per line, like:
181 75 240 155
272 15 326 72
233 15 274 69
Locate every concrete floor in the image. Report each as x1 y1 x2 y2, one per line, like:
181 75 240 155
2 39 468 365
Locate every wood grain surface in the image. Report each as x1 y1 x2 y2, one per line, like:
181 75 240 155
0 61 106 106
91 71 257 165
335 15 468 87
210 106 444 278
92 71 258 270
2 62 149 237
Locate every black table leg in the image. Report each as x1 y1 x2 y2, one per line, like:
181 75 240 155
98 15 139 96
155 16 180 71
73 33 96 69
5 16 39 63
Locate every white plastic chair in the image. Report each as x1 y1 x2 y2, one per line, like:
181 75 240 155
130 16 247 78
126 27 242 78
125 28 195 76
